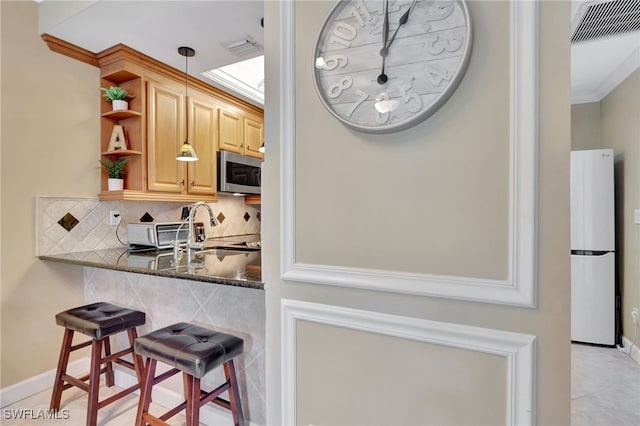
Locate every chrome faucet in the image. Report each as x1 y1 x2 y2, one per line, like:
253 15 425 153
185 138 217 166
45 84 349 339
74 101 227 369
186 201 217 251
172 202 217 265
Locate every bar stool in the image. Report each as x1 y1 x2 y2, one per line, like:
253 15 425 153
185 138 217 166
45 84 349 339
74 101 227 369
134 322 245 426
50 302 145 426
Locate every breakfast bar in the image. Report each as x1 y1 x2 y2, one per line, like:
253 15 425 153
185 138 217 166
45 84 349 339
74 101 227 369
39 246 266 425
39 247 263 289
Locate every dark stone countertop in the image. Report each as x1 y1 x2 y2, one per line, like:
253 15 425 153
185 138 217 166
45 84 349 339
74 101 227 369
39 247 263 290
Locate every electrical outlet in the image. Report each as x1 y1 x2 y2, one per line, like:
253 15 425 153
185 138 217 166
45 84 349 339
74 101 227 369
109 210 121 226
632 307 639 325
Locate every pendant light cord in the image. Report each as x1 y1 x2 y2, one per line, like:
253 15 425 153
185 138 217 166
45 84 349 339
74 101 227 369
184 53 189 142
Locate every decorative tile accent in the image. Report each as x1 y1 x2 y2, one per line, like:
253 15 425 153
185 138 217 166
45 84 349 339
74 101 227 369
139 212 154 222
57 213 79 232
37 195 261 255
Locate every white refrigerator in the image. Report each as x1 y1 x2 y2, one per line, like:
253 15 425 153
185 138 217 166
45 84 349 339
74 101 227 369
570 149 615 346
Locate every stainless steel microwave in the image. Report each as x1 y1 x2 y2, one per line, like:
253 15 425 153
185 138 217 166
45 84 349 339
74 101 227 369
217 151 262 195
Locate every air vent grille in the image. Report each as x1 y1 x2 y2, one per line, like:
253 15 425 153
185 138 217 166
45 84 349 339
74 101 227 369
571 0 640 44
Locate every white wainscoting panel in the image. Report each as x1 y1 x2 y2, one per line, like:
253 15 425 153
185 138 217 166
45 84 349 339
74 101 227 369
281 299 536 426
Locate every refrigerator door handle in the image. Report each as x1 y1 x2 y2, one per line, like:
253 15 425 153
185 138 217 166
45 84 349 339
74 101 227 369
571 250 614 256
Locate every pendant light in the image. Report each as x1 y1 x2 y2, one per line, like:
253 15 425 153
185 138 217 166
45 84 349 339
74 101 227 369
176 46 198 162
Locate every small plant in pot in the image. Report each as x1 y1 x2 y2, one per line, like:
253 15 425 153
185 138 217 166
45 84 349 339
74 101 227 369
101 86 134 111
100 157 127 191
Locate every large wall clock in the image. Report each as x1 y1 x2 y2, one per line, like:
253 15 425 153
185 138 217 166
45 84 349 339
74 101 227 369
313 0 472 134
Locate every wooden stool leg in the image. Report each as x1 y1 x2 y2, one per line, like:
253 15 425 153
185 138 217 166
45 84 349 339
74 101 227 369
103 336 115 387
127 328 144 386
50 328 74 411
224 360 245 426
184 374 200 426
135 358 157 426
87 338 103 426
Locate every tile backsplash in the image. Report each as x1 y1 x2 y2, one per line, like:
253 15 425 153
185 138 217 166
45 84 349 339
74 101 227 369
36 195 261 255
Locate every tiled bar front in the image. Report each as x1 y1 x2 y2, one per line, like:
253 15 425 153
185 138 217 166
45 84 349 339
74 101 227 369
84 267 266 425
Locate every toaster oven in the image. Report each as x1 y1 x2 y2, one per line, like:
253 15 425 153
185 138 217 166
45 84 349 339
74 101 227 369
126 222 192 249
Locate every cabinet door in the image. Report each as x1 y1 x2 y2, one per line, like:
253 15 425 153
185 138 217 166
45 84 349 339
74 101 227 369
218 108 243 154
147 80 184 193
244 115 264 159
187 92 217 194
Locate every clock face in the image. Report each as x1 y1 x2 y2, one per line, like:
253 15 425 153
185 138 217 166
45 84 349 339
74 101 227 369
313 0 472 134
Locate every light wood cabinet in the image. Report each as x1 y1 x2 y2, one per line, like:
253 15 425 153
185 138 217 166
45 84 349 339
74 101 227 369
147 80 218 196
244 114 265 158
147 79 184 193
218 107 264 159
187 91 218 195
218 108 244 154
95 44 262 202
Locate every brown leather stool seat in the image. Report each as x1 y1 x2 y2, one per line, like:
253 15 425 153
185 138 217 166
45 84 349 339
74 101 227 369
134 322 245 426
50 302 145 426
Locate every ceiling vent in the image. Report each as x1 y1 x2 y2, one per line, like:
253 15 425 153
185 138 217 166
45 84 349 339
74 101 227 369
223 36 262 56
571 0 640 44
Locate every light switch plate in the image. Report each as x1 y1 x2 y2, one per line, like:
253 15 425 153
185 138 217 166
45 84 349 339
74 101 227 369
634 209 640 224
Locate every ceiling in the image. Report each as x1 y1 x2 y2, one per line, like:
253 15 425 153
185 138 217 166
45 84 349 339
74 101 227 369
37 0 265 106
37 1 639 106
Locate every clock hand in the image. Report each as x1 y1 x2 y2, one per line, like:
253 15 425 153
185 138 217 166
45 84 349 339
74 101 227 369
386 0 417 51
377 0 390 84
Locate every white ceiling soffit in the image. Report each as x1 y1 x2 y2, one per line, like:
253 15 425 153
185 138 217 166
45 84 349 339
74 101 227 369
202 55 264 105
571 0 640 104
38 0 264 106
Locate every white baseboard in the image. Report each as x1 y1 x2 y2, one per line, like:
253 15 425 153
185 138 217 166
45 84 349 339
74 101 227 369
0 358 89 408
621 336 640 365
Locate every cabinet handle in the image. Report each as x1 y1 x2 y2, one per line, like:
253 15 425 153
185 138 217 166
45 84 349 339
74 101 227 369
190 181 195 187
180 180 185 186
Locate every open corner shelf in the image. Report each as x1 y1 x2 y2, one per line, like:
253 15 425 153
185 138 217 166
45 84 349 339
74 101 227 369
101 110 142 120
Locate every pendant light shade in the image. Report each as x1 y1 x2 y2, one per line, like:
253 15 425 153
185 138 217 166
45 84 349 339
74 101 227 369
177 142 198 161
176 46 198 162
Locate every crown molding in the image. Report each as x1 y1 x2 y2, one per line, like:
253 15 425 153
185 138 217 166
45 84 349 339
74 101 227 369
41 34 99 67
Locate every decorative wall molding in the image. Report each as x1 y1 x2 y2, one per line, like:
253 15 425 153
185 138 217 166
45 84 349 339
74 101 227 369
281 299 536 425
280 1 539 306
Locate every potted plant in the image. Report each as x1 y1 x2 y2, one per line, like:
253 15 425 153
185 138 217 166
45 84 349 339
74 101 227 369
100 157 127 190
101 86 134 111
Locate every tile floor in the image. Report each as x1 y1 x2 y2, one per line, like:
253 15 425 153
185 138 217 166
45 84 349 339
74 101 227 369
571 343 640 426
3 344 638 425
1 381 192 426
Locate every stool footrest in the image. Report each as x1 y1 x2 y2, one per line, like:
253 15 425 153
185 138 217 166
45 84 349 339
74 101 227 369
70 340 93 351
102 347 133 364
97 383 140 409
61 374 90 392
